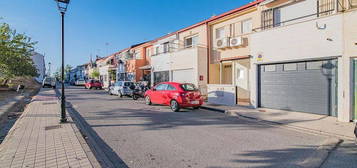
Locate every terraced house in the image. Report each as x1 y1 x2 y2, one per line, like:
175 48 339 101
207 0 263 106
84 0 357 122
249 0 357 122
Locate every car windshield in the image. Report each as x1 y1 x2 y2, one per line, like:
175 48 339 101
124 82 134 87
180 83 197 91
45 78 52 82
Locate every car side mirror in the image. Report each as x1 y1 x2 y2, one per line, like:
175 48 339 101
152 88 156 91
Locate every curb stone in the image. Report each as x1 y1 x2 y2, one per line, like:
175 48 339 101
298 138 343 168
201 105 355 141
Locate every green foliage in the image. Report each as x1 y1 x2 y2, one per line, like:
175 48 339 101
0 22 38 79
90 69 100 79
53 64 73 81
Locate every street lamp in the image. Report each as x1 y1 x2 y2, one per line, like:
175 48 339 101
55 0 70 123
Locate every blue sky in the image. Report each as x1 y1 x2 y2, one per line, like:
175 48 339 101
0 0 251 71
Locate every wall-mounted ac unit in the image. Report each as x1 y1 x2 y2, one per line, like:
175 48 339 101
230 37 243 47
216 37 229 49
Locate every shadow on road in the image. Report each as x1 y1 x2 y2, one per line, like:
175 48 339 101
67 103 129 168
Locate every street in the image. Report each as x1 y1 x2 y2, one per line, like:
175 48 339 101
66 86 329 168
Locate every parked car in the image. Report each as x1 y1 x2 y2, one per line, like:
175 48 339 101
75 79 86 86
108 81 135 97
42 77 56 89
85 79 103 89
144 82 203 112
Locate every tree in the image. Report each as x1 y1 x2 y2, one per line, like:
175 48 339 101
90 69 99 79
0 22 38 85
53 64 73 81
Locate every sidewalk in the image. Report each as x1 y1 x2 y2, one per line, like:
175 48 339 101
202 104 356 140
0 89 95 168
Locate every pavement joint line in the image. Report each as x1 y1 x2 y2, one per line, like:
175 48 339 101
201 105 355 141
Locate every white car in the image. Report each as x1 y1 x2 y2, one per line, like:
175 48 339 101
75 79 86 86
108 81 135 97
42 77 56 89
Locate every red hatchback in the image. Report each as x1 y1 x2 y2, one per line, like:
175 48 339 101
84 79 103 89
144 82 203 112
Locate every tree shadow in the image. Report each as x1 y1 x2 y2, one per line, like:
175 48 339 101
208 146 319 168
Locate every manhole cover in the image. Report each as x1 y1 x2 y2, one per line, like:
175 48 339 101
45 125 62 130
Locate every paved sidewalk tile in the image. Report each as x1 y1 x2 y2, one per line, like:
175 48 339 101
0 89 93 168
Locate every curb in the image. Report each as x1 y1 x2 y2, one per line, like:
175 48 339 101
201 106 355 141
299 138 343 168
201 106 226 113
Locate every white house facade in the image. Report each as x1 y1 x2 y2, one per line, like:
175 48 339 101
31 52 46 83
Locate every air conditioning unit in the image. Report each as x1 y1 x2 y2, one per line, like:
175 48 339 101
216 37 229 49
230 37 243 47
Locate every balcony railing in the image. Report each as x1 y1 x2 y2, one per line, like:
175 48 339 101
256 0 353 31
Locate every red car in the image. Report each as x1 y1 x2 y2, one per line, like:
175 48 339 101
144 82 203 112
84 79 103 89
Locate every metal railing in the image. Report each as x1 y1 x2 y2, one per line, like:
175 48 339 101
255 0 355 32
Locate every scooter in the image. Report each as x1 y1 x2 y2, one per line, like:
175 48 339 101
131 84 149 100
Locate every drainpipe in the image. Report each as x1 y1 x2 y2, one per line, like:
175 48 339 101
206 22 211 84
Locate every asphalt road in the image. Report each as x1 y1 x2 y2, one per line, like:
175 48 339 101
65 86 330 168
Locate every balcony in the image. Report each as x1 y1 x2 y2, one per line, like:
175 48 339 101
170 45 207 70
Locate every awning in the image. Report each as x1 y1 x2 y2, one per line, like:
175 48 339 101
220 55 251 62
139 65 152 70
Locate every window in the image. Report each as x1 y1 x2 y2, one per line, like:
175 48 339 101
134 51 142 59
241 19 252 34
181 83 198 91
283 63 297 71
155 46 160 55
306 61 322 70
264 65 276 72
163 42 170 53
167 84 176 90
273 8 281 27
146 48 151 58
216 27 225 39
184 35 198 48
261 9 273 29
236 68 244 79
155 84 168 91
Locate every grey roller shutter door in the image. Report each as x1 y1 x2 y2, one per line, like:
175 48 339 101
259 59 337 116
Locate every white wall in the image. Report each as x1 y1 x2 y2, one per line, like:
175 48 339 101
31 52 46 82
249 14 344 119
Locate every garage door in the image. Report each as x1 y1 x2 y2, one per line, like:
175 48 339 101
259 60 337 116
172 69 194 84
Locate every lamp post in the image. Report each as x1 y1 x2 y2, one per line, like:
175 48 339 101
55 0 70 123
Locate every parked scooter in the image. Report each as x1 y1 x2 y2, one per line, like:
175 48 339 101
131 83 149 100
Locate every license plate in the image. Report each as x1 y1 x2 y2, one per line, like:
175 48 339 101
191 101 199 104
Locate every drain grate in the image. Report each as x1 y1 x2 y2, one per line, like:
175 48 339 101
45 125 62 130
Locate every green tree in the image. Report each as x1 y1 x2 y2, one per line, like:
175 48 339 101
90 69 100 79
0 22 38 85
53 64 73 81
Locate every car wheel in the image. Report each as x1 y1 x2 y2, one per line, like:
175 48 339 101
89 87 92 89
170 100 180 112
99 87 102 90
118 91 123 98
193 106 200 110
132 94 138 100
145 96 152 105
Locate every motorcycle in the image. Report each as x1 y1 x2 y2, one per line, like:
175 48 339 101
131 84 149 100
